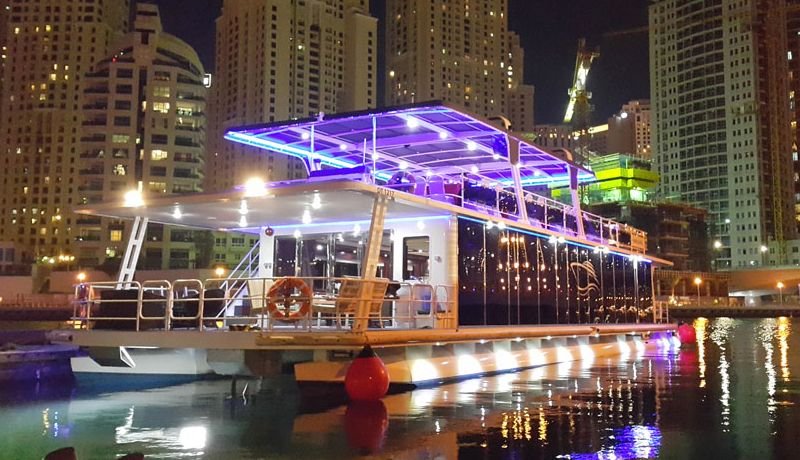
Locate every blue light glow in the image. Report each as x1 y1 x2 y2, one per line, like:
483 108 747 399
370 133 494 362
225 131 394 180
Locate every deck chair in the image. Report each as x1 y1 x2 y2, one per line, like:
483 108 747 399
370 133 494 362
334 278 389 329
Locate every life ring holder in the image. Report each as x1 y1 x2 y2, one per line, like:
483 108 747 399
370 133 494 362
266 277 312 321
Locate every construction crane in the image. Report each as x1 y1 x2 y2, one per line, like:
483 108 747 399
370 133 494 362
563 38 600 162
564 38 600 131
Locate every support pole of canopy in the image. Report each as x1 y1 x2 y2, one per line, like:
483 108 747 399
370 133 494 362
372 116 377 183
308 125 320 172
507 136 529 223
117 216 148 289
569 166 586 239
353 193 389 332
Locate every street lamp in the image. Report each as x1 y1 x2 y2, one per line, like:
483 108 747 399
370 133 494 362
777 281 785 306
214 266 226 278
694 276 702 305
76 272 87 283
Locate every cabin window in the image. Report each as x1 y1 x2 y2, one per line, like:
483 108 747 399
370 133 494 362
402 236 429 281
456 216 653 327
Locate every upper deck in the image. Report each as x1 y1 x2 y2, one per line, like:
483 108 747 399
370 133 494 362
75 102 649 255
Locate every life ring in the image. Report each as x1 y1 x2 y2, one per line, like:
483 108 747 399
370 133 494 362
267 277 312 321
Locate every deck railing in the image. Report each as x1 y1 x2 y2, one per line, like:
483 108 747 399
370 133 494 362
72 277 456 333
384 175 647 253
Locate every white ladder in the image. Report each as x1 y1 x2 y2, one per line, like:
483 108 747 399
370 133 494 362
117 216 148 289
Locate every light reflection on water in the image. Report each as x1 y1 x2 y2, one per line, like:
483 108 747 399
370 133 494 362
2 318 800 459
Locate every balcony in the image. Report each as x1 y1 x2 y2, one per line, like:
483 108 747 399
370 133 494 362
76 217 102 225
80 134 106 143
74 234 101 242
85 86 109 94
174 137 201 148
173 169 200 179
175 125 202 132
79 151 105 159
78 167 105 175
82 102 108 110
174 155 200 164
82 119 107 127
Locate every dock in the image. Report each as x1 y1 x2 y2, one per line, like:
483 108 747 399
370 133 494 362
668 304 800 318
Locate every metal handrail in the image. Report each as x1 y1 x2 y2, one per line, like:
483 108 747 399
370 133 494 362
73 277 458 332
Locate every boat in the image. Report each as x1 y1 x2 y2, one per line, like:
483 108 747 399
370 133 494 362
56 101 677 387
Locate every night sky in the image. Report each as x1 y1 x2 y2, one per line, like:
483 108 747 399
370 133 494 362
153 0 650 125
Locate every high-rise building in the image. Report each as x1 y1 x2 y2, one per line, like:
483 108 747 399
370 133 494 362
0 0 129 265
206 0 377 193
385 0 535 132
607 100 652 159
787 0 800 231
650 0 795 269
76 4 207 269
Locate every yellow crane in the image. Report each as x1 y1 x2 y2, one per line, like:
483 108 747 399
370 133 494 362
564 38 600 130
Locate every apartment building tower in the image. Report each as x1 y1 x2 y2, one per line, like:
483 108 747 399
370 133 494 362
76 4 206 268
206 0 377 193
0 0 129 265
650 0 795 268
385 0 535 132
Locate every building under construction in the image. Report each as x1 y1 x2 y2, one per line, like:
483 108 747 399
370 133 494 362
650 0 797 269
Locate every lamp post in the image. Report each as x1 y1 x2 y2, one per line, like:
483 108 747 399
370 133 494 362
694 276 702 306
777 281 785 306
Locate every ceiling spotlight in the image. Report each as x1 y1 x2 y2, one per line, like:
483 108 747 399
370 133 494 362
466 140 478 151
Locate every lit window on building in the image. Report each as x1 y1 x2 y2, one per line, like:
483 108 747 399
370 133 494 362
151 150 168 161
152 102 170 113
110 230 123 242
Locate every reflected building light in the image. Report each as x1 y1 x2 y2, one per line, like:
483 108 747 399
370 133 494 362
760 319 778 422
695 317 708 385
179 426 207 449
778 316 791 381
538 407 548 443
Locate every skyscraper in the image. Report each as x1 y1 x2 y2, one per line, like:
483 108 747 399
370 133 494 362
206 0 377 193
0 0 129 265
650 0 795 269
385 0 534 132
786 0 800 231
76 3 207 269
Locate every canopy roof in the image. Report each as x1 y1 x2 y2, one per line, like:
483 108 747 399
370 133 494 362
225 101 594 187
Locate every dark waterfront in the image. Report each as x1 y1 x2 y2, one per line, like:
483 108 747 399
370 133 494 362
2 318 800 459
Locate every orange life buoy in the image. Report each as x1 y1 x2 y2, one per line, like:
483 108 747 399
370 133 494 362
266 277 312 321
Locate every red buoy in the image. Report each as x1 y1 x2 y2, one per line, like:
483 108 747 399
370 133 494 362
677 323 697 345
345 345 390 401
344 400 389 454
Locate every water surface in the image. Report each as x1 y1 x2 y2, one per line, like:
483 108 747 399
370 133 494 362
2 318 799 459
